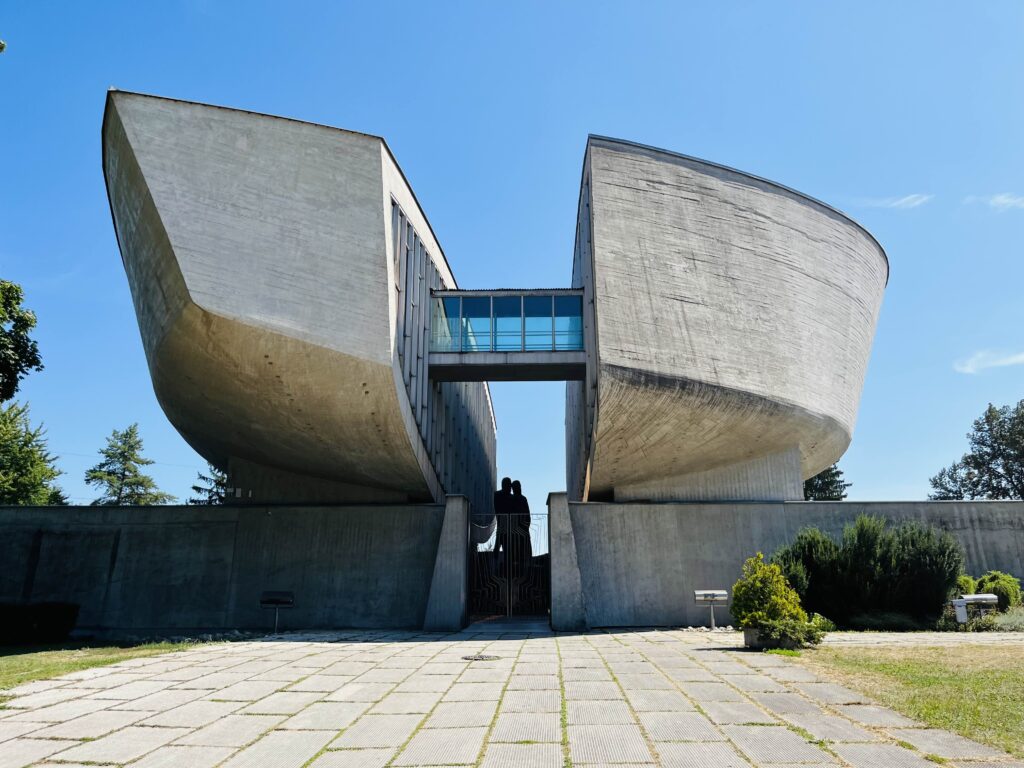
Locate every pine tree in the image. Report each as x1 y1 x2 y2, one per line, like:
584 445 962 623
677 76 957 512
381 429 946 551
85 424 175 505
803 463 851 500
188 462 229 505
0 402 67 505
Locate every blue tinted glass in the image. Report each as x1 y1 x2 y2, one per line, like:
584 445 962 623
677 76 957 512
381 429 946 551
430 296 461 352
493 296 522 351
524 295 553 351
461 297 491 352
554 295 583 350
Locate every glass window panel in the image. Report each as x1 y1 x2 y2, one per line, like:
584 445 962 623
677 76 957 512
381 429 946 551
461 297 491 352
554 295 584 350
524 295 554 351
430 296 461 352
493 296 522 351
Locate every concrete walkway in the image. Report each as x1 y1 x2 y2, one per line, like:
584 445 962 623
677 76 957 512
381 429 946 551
1 627 1021 768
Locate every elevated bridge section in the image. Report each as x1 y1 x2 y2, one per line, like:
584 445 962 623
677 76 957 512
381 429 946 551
428 289 585 382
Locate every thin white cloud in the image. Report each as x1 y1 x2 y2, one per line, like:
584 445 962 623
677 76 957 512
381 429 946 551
954 350 1024 374
859 194 934 209
973 193 1024 211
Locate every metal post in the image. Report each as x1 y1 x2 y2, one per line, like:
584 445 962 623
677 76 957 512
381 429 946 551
274 607 280 633
551 294 556 351
709 603 716 630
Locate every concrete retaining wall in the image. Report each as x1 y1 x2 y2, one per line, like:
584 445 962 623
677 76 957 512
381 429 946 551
549 495 1024 629
0 497 470 636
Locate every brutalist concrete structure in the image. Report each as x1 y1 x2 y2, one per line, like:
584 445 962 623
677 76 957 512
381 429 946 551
566 137 888 504
102 91 496 523
3 90 1015 636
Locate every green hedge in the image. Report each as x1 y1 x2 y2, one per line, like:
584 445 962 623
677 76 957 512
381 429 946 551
772 515 964 628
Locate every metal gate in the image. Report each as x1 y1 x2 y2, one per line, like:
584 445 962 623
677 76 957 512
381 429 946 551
470 513 550 618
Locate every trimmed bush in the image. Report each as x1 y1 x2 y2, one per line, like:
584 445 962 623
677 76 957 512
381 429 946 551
757 617 824 648
956 573 977 596
770 515 965 628
731 553 806 629
975 571 1023 612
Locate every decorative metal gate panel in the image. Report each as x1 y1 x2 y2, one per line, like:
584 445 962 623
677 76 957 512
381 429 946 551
470 513 550 618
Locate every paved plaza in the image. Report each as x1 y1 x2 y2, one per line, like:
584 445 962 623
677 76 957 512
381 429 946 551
2 625 1022 768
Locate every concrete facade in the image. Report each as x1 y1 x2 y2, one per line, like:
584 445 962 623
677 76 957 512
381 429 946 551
0 498 471 634
566 137 888 503
549 494 1024 629
102 91 495 519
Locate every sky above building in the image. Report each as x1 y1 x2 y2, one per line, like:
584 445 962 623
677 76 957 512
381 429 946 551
2 2 1022 505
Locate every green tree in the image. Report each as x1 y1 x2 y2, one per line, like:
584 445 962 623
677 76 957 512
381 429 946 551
0 280 44 402
84 424 175 506
0 402 67 505
188 462 229 505
930 401 1024 500
803 463 851 500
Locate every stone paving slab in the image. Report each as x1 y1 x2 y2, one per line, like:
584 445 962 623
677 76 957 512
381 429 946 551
393 726 488 765
491 711 561 742
480 742 564 768
567 699 635 724
219 729 336 768
657 741 748 767
0 738 79 767
640 711 724 741
312 748 395 767
54 724 191 763
131 744 236 767
832 741 938 767
569 723 655 763
1 628 1021 767
888 726 1005 759
722 724 837 764
699 698 776 724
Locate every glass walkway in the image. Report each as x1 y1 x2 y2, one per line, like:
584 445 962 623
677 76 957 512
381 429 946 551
428 289 586 381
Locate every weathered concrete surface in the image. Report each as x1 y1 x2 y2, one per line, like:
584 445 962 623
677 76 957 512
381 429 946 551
567 138 888 502
102 91 495 515
549 494 1024 628
0 498 471 634
423 496 470 631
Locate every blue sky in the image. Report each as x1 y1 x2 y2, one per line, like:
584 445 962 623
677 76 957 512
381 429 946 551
2 2 1022 505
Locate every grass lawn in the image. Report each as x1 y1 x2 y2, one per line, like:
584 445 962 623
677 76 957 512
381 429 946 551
802 644 1024 758
0 641 194 696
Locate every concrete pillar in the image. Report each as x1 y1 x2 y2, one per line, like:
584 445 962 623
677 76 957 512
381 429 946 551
548 492 586 630
423 495 470 631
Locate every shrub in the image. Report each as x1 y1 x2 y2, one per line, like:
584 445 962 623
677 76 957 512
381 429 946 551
810 613 837 632
756 617 824 648
731 553 806 629
887 521 965 619
956 573 977 596
772 527 841 618
975 571 1022 612
993 607 1024 631
769 516 965 628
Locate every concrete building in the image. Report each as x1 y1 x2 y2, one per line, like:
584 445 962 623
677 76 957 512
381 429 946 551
2 91 1019 635
102 90 496 527
566 137 888 504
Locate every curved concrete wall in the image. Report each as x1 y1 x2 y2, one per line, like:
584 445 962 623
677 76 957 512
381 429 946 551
103 92 495 513
568 137 887 502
